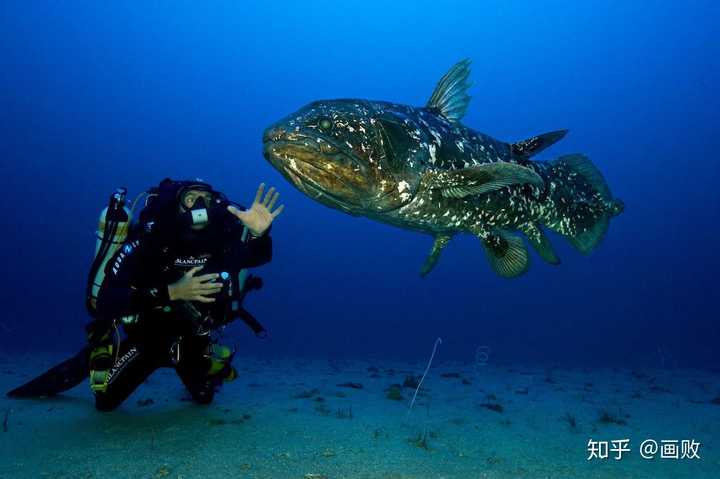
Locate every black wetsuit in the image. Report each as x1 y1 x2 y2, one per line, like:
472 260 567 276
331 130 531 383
92 215 271 411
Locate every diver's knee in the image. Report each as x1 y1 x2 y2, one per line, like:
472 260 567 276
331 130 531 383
94 394 121 412
192 390 215 405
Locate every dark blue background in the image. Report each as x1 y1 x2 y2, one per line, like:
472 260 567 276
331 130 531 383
1 1 718 368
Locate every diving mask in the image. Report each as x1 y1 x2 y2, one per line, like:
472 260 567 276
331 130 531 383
178 185 226 228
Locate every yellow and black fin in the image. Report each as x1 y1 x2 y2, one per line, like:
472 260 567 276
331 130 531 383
519 223 560 265
423 162 544 199
481 229 530 278
420 234 452 277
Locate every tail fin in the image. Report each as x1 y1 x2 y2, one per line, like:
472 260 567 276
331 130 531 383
567 212 610 254
548 154 623 254
558 154 611 199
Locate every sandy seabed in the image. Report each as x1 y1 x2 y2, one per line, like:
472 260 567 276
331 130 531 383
0 352 718 479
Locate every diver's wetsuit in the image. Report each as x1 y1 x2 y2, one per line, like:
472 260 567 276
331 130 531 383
92 214 271 412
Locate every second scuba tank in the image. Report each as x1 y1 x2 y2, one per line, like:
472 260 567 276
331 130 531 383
86 188 132 315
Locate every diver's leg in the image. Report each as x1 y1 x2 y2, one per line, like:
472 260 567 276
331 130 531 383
93 341 157 412
173 336 217 405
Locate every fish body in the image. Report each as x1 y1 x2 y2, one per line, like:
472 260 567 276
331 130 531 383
264 60 623 277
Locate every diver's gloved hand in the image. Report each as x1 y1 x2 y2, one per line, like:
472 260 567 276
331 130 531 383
227 183 284 237
168 266 222 303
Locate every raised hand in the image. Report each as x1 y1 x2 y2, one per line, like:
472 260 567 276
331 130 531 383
227 183 284 237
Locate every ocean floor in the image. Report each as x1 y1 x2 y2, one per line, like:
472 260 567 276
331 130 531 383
0 351 718 478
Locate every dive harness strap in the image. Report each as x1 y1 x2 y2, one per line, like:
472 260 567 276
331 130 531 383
233 304 266 338
228 273 267 338
226 223 268 338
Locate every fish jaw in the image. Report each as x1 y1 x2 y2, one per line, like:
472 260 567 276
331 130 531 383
263 128 372 214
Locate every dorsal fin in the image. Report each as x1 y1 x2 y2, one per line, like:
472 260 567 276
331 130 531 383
511 130 568 158
426 59 472 123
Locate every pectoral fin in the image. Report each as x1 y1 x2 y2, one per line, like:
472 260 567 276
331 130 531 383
481 229 530 278
420 234 452 277
519 223 560 265
423 162 544 199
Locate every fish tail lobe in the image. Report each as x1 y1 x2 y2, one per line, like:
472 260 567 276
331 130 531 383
545 154 623 254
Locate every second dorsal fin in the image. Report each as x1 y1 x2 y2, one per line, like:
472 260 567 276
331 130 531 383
511 130 568 158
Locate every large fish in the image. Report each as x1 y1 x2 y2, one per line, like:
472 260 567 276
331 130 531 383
263 60 624 278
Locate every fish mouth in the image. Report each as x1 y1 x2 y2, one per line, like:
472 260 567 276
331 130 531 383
263 135 365 211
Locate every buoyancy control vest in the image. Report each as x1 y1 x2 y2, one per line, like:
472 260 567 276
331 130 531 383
85 179 267 337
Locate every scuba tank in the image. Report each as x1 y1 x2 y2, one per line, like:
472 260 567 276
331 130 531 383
86 188 132 316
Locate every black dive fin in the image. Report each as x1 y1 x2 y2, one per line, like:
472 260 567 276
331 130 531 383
420 234 452 277
423 162 544 199
512 130 568 158
6 346 90 398
520 223 560 265
426 59 472 122
481 229 530 278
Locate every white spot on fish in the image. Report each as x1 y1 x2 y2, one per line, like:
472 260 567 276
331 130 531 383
430 129 442 146
455 141 464 153
428 144 437 164
398 181 410 193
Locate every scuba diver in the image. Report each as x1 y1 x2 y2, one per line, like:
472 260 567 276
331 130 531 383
7 179 284 411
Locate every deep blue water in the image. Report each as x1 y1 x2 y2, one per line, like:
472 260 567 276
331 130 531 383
1 1 718 368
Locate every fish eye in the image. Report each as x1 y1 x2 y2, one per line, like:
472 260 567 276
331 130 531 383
318 118 333 131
